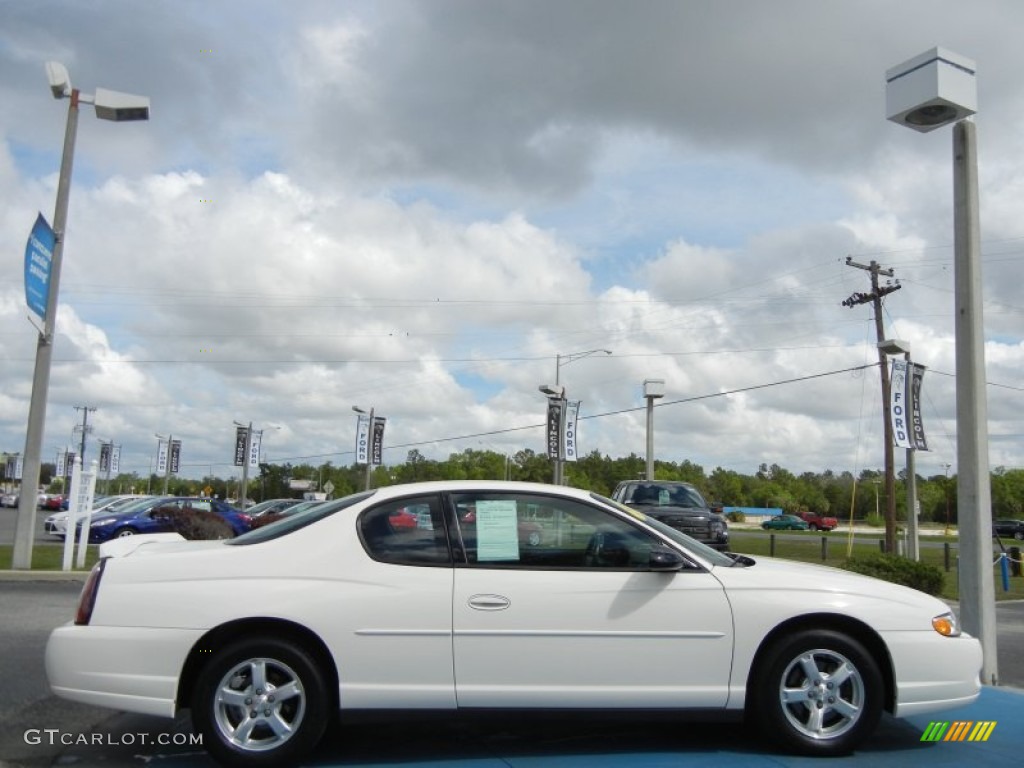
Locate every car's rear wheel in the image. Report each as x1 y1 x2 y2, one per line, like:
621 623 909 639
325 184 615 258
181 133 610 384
752 629 882 756
1015 530 1024 541
113 527 136 538
192 637 329 767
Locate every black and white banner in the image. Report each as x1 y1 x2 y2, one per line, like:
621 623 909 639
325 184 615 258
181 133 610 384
233 427 247 467
545 399 564 459
247 431 261 469
355 414 371 465
111 444 120 474
57 450 75 479
563 400 581 462
890 360 929 451
157 439 169 474
371 417 386 466
99 443 111 473
169 440 181 474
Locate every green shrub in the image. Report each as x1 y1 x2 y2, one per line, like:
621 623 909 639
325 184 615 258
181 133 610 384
841 552 944 595
152 506 234 540
865 513 885 528
726 510 746 523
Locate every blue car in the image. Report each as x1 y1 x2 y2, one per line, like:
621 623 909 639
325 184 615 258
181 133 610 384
83 496 251 544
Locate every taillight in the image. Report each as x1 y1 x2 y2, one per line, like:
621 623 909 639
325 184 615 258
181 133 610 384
75 559 106 625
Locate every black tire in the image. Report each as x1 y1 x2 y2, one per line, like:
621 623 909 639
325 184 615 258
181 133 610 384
113 527 137 538
1014 530 1024 541
751 629 882 756
191 637 329 767
809 524 819 531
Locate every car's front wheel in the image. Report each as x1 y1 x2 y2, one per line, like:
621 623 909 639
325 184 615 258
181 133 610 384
1015 530 1024 541
751 629 882 756
192 637 329 767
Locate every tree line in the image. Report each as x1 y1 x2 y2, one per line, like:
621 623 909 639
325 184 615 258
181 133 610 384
50 448 1024 523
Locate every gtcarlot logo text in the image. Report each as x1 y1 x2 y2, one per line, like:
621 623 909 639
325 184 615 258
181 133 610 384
24 729 203 747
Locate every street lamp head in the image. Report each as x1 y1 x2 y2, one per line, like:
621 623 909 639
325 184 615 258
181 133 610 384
45 61 71 99
538 384 565 398
643 379 666 399
352 405 367 414
93 87 150 122
886 47 976 133
878 339 911 356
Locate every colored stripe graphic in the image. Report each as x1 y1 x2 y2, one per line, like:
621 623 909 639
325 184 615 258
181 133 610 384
920 721 949 741
921 721 996 742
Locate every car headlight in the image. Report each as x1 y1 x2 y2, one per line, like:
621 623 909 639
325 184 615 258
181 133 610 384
932 611 961 637
90 517 117 528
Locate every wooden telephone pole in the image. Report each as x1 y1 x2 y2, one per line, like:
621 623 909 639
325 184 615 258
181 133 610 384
843 257 902 553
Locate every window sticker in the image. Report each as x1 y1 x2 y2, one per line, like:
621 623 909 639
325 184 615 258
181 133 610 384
476 500 520 561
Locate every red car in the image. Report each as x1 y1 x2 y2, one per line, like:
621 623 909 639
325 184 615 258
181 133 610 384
388 509 419 531
43 495 65 510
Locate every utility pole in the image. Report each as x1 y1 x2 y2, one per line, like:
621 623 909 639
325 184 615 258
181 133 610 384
843 257 902 553
73 405 96 465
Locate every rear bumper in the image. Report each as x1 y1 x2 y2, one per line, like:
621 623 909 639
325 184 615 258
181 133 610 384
46 622 202 718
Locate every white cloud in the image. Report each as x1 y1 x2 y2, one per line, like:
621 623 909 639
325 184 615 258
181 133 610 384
0 0 1021 487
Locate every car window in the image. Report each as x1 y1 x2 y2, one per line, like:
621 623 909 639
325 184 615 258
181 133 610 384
358 495 450 565
451 491 660 570
229 490 375 544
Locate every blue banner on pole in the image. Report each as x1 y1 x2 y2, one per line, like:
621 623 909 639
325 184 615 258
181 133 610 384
24 213 55 321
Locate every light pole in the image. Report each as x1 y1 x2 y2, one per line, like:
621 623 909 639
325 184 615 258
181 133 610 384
353 406 375 491
12 63 149 569
879 339 920 560
544 349 611 485
538 384 566 484
887 47 997 684
155 434 178 496
643 379 665 480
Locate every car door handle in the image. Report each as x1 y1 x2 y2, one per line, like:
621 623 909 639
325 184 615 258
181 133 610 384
468 594 510 611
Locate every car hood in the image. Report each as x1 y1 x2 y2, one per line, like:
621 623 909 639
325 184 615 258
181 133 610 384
713 555 951 619
633 504 714 518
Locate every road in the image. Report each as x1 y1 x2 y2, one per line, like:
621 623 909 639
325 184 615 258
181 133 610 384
1 580 1021 767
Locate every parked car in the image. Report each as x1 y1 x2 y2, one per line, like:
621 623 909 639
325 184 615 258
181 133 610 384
79 496 250 544
796 510 839 531
45 495 153 537
0 492 17 508
43 494 65 510
245 498 303 519
762 514 811 531
993 519 1024 541
47 480 980 766
611 480 729 551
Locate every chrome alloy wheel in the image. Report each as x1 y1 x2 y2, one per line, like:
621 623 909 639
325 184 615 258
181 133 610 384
777 648 866 741
212 656 306 752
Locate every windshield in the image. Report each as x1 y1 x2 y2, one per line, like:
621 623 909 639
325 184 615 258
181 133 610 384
229 490 375 544
593 492 736 567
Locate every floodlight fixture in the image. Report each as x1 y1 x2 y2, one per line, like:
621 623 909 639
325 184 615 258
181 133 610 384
538 384 565 398
45 61 71 99
886 47 976 132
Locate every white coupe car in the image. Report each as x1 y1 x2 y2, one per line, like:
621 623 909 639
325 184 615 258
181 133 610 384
46 481 981 766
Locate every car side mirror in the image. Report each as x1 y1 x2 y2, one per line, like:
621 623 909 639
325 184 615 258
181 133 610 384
648 545 686 572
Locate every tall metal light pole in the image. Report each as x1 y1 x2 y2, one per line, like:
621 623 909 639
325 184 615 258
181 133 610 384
546 349 611 485
879 339 919 560
886 47 997 684
643 379 665 480
12 63 149 569
353 406 375 491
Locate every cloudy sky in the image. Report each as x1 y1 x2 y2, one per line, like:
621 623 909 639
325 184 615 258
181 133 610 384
1 0 1022 486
